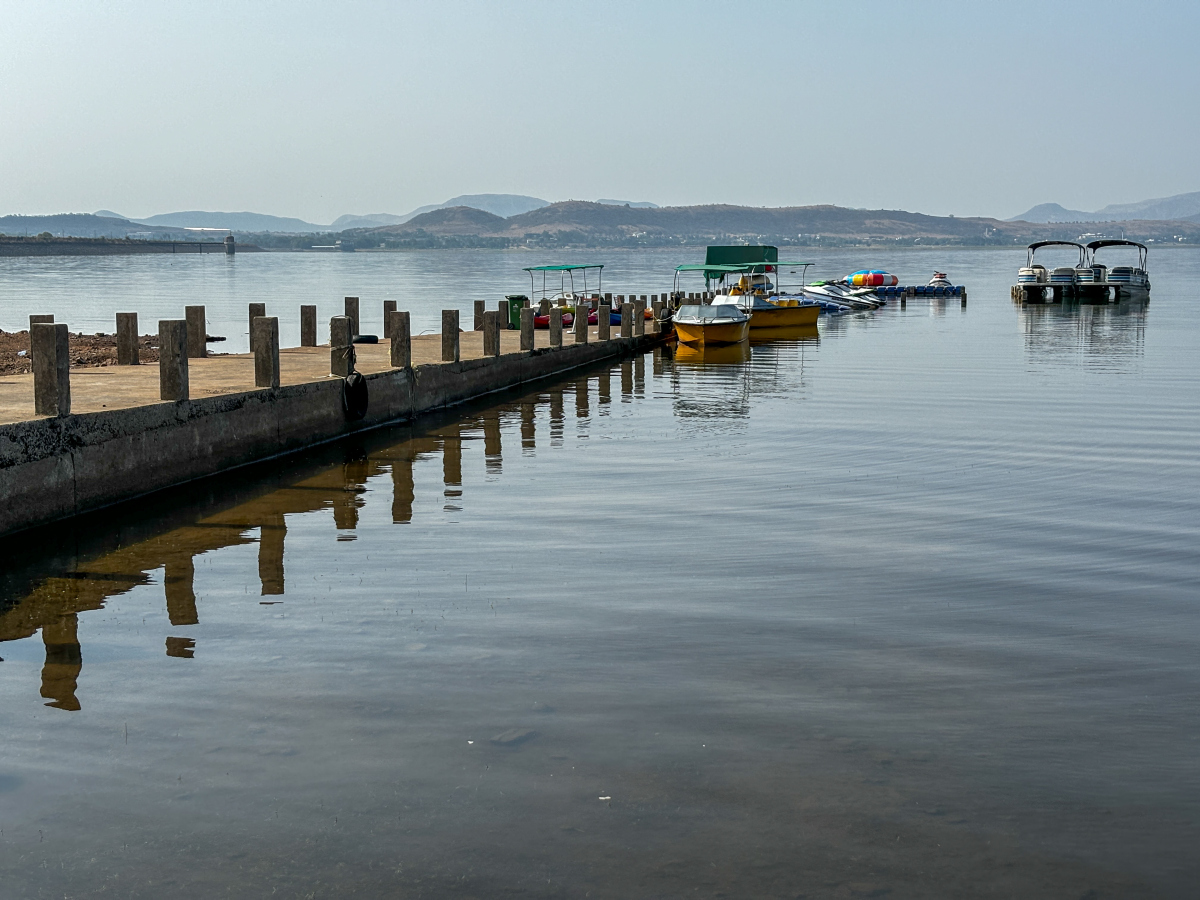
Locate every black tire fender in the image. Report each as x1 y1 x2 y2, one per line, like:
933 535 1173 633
342 372 368 420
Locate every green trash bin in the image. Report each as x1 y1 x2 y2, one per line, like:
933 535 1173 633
504 295 528 331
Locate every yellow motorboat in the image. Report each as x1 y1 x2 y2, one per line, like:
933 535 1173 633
672 303 750 346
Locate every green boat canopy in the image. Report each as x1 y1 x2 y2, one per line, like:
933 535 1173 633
521 264 605 272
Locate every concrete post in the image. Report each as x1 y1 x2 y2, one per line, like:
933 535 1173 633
383 300 397 338
442 310 460 362
483 311 501 357
651 300 664 335
330 316 353 377
574 303 588 343
538 298 551 316
620 303 633 338
300 305 317 346
549 308 563 348
158 319 189 401
252 316 280 389
598 303 611 341
474 300 486 331
116 312 139 365
344 297 360 336
31 322 70 416
28 314 53 364
388 310 410 368
604 292 612 304
185 305 207 358
633 299 646 336
497 299 509 330
248 303 266 353
520 307 535 351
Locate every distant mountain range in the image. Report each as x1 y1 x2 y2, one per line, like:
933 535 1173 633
1010 191 1200 223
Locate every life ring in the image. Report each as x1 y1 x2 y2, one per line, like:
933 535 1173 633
342 372 369 420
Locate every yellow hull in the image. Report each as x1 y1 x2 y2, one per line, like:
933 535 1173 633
748 304 819 329
674 319 749 346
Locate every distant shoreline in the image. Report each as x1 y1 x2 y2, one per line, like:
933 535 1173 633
0 238 261 257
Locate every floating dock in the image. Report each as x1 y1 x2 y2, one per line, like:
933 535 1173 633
0 298 666 539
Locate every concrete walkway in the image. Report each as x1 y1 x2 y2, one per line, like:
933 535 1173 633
0 328 594 425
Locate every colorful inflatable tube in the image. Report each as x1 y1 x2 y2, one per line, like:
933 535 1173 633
847 270 899 287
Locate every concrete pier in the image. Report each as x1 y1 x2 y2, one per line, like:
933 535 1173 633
32 323 70 417
116 313 139 365
159 320 189 401
0 308 666 539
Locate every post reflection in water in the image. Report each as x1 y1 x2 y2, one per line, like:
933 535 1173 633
575 377 589 419
259 515 286 596
40 613 82 710
442 425 463 509
598 369 611 406
164 556 199 625
482 410 502 474
549 387 564 446
620 360 633 398
389 450 416 523
519 401 536 452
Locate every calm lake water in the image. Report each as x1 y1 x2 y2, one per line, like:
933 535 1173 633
1 248 1198 898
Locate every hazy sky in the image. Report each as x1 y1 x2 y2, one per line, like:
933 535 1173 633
2 0 1196 223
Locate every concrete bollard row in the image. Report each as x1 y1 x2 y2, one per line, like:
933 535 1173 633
159 319 189 401
116 312 139 364
31 322 70 416
388 310 410 368
252 317 280 389
442 310 460 362
300 305 317 346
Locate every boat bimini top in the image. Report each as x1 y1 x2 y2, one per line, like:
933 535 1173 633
673 261 814 294
523 264 604 302
1025 241 1086 268
1085 239 1148 270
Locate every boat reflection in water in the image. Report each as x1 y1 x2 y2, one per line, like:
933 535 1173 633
749 324 819 345
673 340 752 365
1017 298 1148 371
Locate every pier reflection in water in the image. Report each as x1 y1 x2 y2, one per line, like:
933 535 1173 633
0 355 697 713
